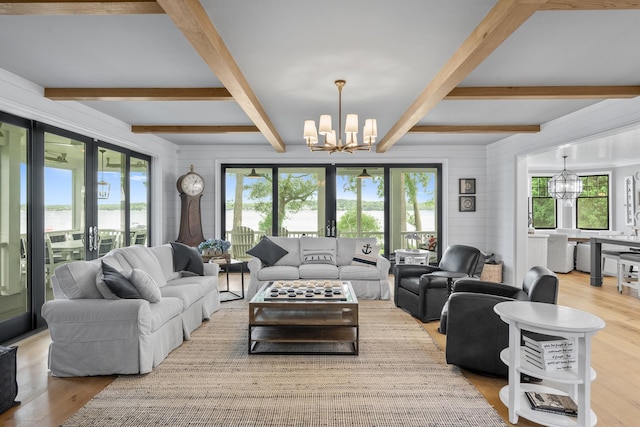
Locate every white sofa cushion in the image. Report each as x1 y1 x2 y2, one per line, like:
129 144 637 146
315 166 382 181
129 269 162 303
299 264 339 279
269 237 301 267
149 244 181 281
258 265 299 281
351 241 381 267
300 237 337 265
336 237 377 266
53 260 104 300
339 265 382 281
111 245 168 288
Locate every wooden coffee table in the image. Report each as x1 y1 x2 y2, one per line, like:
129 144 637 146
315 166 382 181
248 280 359 355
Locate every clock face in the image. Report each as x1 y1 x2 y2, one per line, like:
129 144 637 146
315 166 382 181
180 173 204 196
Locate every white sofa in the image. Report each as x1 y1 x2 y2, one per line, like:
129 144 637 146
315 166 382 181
247 236 391 300
42 244 220 377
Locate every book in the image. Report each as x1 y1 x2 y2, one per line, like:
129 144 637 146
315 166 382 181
523 332 574 350
525 391 578 417
523 347 576 371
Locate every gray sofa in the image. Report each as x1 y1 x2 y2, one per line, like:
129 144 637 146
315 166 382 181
42 244 220 377
247 236 391 300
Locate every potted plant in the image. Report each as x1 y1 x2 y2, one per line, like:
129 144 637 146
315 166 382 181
198 238 231 255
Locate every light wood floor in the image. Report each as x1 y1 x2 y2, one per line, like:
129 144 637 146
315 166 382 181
1 271 638 426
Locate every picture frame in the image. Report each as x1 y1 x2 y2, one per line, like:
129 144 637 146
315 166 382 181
459 196 476 212
459 178 476 194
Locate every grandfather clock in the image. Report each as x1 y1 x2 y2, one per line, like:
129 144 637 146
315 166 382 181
176 165 206 246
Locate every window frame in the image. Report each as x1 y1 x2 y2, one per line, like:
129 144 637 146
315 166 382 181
530 175 557 230
575 173 611 231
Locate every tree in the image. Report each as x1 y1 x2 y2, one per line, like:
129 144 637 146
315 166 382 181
246 173 318 232
337 210 380 234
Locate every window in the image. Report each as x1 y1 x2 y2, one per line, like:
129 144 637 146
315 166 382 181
576 174 609 230
530 176 556 229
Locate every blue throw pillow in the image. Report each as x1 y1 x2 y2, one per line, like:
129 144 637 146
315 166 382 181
246 236 288 266
101 261 142 299
170 241 204 276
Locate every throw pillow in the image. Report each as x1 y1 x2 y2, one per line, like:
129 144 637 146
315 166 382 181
302 248 336 265
246 236 288 266
101 261 142 299
127 269 161 303
351 241 380 267
170 241 204 276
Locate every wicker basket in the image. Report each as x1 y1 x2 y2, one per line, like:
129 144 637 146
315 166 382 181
480 261 503 283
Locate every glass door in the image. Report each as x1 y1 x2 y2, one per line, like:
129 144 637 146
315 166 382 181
389 167 439 261
335 167 385 249
224 167 272 260
43 131 87 301
0 119 31 341
130 156 149 246
96 147 126 256
277 167 326 237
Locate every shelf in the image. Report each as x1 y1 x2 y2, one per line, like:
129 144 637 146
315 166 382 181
499 384 597 427
251 307 357 326
499 348 597 384
250 325 357 343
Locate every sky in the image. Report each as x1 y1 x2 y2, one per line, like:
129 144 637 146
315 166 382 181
21 164 148 205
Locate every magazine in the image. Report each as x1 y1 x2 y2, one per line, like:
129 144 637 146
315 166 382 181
525 391 578 417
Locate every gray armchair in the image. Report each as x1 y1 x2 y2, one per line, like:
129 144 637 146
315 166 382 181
393 244 481 322
442 266 559 377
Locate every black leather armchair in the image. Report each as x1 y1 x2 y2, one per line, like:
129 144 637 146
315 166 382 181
443 266 558 377
394 244 481 322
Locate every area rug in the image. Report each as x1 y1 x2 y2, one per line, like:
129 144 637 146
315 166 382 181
64 300 506 426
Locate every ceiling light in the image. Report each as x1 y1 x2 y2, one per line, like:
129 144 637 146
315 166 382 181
357 168 372 179
303 80 377 154
548 155 583 206
97 149 110 199
246 168 261 178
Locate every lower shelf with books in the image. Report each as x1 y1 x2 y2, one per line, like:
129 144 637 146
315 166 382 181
499 383 597 427
499 348 596 384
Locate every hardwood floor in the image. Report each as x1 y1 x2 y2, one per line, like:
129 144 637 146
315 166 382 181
1 271 638 426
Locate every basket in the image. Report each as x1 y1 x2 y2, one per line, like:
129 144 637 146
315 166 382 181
480 261 503 283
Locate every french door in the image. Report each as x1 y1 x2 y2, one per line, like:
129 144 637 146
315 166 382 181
0 114 150 342
222 164 441 261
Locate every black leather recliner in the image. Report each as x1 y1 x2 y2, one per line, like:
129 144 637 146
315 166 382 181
443 266 559 377
393 244 481 322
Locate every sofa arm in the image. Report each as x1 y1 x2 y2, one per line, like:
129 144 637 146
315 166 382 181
247 257 263 280
452 278 522 299
444 292 513 377
203 262 220 276
42 298 153 340
376 255 391 275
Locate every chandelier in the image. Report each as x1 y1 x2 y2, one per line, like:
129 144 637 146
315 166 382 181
303 80 377 154
548 155 583 206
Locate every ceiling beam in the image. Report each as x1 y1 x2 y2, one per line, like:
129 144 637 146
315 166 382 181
45 87 233 101
131 125 260 134
376 0 547 153
409 125 540 133
540 0 640 10
446 86 640 100
0 1 163 15
156 0 285 152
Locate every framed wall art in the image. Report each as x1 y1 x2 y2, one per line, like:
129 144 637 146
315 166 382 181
459 178 476 194
459 196 476 212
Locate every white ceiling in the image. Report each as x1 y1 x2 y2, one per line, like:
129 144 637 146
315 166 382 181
0 1 639 164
